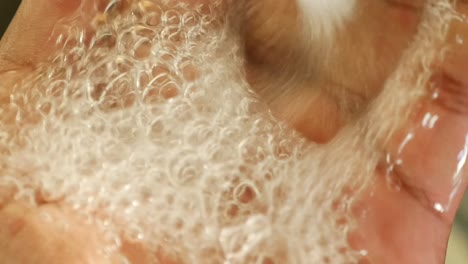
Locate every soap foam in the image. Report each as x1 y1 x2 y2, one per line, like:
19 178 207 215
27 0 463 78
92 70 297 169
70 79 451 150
0 0 455 263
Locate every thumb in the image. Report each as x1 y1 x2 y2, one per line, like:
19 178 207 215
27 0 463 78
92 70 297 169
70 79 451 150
0 0 82 72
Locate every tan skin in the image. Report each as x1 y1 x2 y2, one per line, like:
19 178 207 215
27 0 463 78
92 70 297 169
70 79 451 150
0 0 467 263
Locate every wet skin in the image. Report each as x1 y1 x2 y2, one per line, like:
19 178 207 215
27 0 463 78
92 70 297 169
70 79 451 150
0 0 468 263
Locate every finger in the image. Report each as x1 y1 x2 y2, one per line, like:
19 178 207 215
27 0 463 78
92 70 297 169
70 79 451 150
348 3 467 263
384 2 468 222
0 0 81 72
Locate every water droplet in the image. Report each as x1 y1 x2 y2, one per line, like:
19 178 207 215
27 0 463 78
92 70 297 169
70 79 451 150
421 112 439 129
385 170 402 192
398 132 414 155
434 203 445 213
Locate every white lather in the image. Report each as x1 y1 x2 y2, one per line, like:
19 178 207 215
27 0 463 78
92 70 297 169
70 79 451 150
297 0 356 40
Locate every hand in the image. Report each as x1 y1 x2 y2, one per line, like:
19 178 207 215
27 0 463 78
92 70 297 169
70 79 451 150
247 0 468 263
0 0 467 264
0 1 151 263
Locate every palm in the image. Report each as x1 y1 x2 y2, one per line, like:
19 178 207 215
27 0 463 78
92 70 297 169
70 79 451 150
246 0 468 263
0 0 467 264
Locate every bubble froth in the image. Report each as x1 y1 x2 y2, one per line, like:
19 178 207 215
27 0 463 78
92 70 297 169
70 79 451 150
0 0 457 263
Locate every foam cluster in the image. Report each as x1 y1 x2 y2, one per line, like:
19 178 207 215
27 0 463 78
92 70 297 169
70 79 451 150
0 0 456 263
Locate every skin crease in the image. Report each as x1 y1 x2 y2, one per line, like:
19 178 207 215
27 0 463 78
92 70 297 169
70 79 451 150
0 0 467 264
